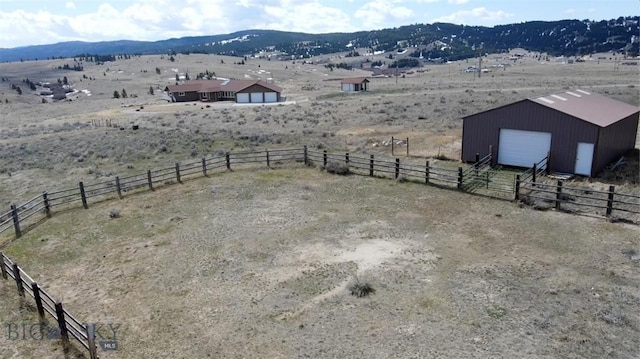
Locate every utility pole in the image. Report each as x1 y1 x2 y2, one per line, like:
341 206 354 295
478 43 483 79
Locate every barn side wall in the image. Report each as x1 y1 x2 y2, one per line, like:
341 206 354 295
594 113 639 175
462 100 600 173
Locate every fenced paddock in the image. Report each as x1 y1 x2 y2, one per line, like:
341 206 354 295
0 145 638 357
0 147 638 243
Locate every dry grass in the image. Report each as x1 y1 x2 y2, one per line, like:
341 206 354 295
0 50 638 358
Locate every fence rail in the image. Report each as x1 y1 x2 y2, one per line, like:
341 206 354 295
515 177 640 218
1 252 97 358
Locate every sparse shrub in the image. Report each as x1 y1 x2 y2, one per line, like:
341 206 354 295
109 209 121 218
349 281 375 298
325 161 350 175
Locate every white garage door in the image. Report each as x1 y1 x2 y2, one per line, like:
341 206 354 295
264 92 277 103
236 93 249 103
250 92 263 103
498 129 552 168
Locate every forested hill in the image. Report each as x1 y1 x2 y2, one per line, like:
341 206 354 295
1 16 638 62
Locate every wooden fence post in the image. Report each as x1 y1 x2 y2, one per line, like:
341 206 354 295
532 163 537 185
86 323 98 359
79 182 88 209
515 175 520 200
406 137 409 157
323 150 327 167
225 153 231 170
115 176 123 199
345 153 350 164
488 145 494 166
606 185 615 217
202 158 207 176
546 151 551 175
303 146 308 165
0 253 7 279
391 136 395 156
175 163 181 183
555 180 563 210
42 192 51 218
12 263 24 297
55 302 70 351
475 153 480 176
265 150 270 168
369 155 374 177
395 158 400 179
425 161 430 184
457 167 463 189
147 170 154 191
32 282 45 320
10 204 21 239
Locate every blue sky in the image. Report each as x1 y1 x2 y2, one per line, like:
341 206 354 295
0 0 637 48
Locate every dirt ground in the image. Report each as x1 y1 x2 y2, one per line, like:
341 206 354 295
0 50 639 358
1 165 639 358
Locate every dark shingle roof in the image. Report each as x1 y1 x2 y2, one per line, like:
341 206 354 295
340 77 369 84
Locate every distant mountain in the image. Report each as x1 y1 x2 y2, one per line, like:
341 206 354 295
1 17 638 63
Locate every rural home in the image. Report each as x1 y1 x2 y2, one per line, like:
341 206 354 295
165 79 282 104
461 89 639 177
341 77 369 92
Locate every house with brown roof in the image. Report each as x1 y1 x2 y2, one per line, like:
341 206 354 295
462 89 639 177
165 79 282 104
341 77 369 92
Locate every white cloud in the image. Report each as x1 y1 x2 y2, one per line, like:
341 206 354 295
65 2 76 9
448 0 470 4
355 0 415 29
259 1 354 34
432 7 513 25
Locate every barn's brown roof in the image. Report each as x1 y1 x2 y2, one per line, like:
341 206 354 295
340 77 369 84
166 80 282 94
530 89 639 127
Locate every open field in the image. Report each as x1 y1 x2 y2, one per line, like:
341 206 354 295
1 165 639 358
0 50 639 357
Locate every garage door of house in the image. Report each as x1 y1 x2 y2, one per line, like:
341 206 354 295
236 93 250 103
264 92 277 103
498 129 552 168
250 92 263 103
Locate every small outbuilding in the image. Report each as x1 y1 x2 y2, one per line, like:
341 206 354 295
341 77 369 92
461 89 639 177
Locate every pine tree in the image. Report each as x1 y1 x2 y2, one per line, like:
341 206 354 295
149 86 154 95
121 89 128 98
113 90 120 99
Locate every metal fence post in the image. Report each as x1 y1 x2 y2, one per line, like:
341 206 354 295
457 167 463 189
532 163 537 185
10 204 21 238
345 152 350 164
406 137 409 157
79 182 88 209
147 170 154 191
606 185 615 217
323 150 327 167
42 192 51 218
266 150 270 168
395 158 400 179
202 157 207 176
303 146 308 165
514 175 520 200
225 153 231 170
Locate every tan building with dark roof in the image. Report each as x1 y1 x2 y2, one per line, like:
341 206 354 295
462 89 639 177
340 77 369 92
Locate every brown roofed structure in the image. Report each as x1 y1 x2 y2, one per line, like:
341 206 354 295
340 77 369 84
165 79 283 104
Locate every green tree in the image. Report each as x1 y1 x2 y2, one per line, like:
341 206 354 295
113 90 120 99
149 86 154 95
155 67 161 74
121 89 128 98
63 76 68 85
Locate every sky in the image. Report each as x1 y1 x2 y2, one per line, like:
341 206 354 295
0 0 637 49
